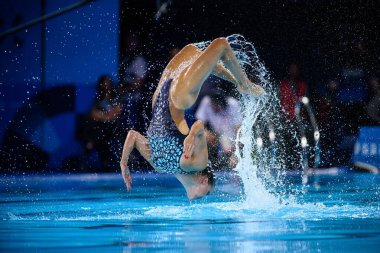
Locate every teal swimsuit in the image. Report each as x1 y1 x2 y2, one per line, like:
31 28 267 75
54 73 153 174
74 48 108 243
147 79 190 174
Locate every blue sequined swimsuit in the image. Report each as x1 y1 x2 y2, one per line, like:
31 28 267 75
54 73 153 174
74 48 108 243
147 79 190 174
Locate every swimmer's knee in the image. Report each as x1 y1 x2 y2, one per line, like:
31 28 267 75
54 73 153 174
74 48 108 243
127 130 137 139
211 37 229 49
183 44 200 52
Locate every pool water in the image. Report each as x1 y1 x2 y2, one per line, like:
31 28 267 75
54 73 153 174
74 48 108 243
0 171 379 252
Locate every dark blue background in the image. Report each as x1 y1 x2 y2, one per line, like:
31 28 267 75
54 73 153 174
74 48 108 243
0 0 119 169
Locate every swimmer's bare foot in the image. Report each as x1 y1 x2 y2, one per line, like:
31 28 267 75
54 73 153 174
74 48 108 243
237 77 265 97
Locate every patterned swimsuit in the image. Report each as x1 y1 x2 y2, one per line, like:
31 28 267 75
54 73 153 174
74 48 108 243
147 79 191 174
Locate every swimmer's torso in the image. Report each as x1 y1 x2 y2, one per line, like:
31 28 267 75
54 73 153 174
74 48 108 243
147 44 207 174
147 79 191 174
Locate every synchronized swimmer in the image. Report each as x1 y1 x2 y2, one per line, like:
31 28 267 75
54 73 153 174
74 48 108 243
120 37 265 200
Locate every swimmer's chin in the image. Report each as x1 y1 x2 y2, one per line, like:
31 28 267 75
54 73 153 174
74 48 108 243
186 185 213 201
187 193 206 201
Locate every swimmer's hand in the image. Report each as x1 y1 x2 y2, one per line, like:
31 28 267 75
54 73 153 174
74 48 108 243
183 134 195 159
120 160 132 191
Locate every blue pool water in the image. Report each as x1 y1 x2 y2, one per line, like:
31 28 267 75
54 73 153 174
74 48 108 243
0 171 379 252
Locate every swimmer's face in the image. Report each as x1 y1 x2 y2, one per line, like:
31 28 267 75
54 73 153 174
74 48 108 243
187 176 214 200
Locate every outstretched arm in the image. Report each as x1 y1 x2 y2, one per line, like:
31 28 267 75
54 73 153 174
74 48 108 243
120 130 152 191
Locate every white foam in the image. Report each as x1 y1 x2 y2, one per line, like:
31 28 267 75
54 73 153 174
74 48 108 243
6 201 378 221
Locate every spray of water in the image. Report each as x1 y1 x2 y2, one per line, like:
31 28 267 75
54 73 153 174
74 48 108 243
195 34 300 208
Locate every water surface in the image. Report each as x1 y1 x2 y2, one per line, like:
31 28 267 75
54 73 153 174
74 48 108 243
0 172 379 252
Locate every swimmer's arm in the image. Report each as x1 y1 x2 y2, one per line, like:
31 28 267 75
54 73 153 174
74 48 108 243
183 120 205 157
189 120 205 138
120 130 152 191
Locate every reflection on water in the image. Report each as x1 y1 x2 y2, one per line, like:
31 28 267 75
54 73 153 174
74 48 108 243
118 217 380 252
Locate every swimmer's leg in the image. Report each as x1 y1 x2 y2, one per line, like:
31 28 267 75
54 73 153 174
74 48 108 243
165 44 239 87
184 45 253 92
172 37 264 110
185 46 244 88
120 130 153 191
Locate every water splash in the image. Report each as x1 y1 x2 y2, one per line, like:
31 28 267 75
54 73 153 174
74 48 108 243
195 34 300 208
